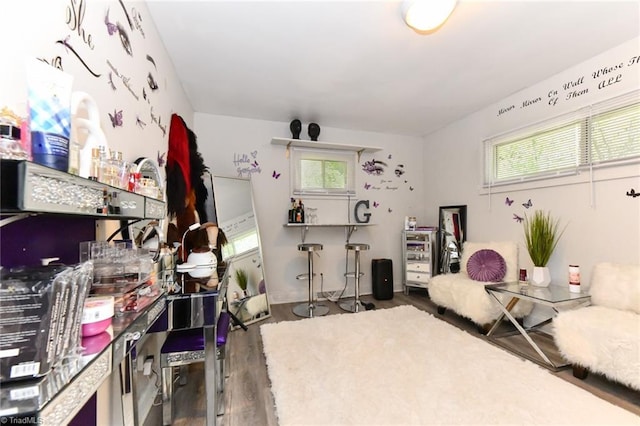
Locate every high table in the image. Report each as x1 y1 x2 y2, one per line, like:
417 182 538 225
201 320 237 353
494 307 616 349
485 282 591 370
284 223 375 243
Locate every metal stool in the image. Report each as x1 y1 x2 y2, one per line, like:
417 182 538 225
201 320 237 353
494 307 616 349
339 243 370 313
293 243 329 318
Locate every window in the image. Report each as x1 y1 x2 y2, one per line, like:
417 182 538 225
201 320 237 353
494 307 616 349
484 90 640 187
291 147 356 196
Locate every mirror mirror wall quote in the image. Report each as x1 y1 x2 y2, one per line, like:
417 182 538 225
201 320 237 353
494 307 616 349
213 176 270 326
437 205 467 274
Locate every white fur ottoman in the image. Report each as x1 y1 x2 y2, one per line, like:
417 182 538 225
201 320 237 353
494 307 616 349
553 262 640 390
429 241 533 328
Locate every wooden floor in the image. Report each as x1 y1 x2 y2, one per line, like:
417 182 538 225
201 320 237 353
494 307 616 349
146 291 640 425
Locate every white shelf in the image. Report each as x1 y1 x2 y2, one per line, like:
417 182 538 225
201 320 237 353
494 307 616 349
271 137 382 157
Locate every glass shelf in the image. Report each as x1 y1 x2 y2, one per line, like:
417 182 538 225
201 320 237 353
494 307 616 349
0 160 165 221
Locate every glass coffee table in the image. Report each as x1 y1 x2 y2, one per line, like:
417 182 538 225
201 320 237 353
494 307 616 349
485 282 591 370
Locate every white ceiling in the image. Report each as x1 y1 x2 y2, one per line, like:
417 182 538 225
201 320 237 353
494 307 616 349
147 1 640 138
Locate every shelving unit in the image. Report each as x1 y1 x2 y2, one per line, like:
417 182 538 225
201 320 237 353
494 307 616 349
402 228 437 294
0 160 165 221
270 137 382 160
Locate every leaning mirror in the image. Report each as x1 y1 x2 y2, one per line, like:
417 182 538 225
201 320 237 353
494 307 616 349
212 176 270 326
437 205 467 274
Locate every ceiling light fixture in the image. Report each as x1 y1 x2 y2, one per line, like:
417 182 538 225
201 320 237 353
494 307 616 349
402 0 458 33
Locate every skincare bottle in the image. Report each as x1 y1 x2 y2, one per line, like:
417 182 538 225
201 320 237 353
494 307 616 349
89 148 100 181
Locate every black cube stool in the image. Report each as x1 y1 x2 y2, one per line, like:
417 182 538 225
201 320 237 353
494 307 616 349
339 243 370 313
293 243 329 318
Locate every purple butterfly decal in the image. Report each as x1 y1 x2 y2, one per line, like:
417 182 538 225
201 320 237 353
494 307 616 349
272 170 281 179
108 109 123 128
104 9 118 36
373 201 380 208
522 199 532 209
513 214 524 223
364 182 371 190
505 197 514 206
251 161 259 168
157 151 166 167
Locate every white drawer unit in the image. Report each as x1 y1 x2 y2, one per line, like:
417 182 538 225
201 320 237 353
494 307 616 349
402 228 437 294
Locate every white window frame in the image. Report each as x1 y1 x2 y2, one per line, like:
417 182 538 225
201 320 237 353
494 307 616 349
290 147 356 197
483 90 640 189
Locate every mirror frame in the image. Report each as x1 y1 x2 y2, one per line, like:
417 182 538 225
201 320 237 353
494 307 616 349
212 175 270 327
437 205 467 274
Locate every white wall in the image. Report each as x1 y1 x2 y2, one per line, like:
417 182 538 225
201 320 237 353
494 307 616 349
194 114 425 303
423 37 640 289
2 0 193 156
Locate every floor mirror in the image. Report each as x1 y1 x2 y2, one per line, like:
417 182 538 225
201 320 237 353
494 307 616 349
437 205 467 274
212 175 270 326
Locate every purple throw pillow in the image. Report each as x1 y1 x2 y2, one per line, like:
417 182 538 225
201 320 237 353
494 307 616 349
467 249 507 282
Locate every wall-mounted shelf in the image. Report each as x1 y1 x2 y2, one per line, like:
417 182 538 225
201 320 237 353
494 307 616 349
271 137 382 160
0 160 165 221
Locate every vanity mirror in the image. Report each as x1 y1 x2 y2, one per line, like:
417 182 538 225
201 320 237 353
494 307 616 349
213 176 270 326
437 205 467 274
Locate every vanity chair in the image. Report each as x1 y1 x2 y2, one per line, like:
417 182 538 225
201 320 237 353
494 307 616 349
339 243 370 313
293 243 329 318
428 241 533 332
160 311 231 424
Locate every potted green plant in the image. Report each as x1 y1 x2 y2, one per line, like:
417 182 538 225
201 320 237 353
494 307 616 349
523 210 565 287
235 268 249 297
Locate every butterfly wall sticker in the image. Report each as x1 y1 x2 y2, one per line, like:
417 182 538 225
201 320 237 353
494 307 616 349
364 182 371 190
373 201 380 208
505 197 514 206
108 109 123 128
513 213 524 223
522 199 533 209
104 9 118 36
157 151 166 167
272 170 281 179
251 161 259 168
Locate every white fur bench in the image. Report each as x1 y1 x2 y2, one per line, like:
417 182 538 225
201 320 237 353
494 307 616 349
553 262 640 391
429 241 533 330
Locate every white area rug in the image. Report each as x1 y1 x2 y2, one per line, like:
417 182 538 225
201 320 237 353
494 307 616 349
260 305 639 425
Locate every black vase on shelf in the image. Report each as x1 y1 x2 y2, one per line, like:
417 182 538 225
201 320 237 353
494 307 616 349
289 119 302 139
308 122 321 141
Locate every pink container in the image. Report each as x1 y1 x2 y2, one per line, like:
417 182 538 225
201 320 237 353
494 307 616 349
81 296 114 337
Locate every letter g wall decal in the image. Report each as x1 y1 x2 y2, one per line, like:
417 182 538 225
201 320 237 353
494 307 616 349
354 200 371 223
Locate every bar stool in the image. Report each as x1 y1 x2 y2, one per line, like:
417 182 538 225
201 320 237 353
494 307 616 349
339 243 370 313
293 243 329 318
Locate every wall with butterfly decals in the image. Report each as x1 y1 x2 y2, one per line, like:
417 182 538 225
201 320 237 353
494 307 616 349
421 37 639 304
194 113 426 304
2 0 192 167
1 2 193 424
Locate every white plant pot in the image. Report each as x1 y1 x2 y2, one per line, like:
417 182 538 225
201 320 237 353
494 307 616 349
531 266 551 287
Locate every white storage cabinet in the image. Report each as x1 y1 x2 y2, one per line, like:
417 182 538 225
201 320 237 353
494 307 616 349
402 229 436 294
